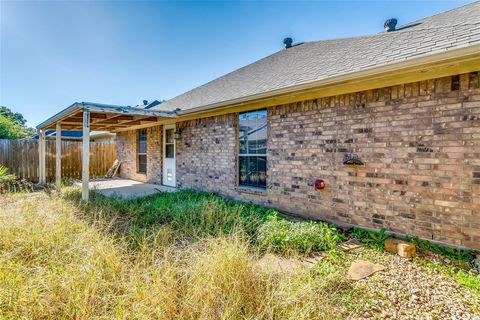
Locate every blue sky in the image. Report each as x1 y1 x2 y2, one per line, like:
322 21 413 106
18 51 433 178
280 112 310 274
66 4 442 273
0 0 472 127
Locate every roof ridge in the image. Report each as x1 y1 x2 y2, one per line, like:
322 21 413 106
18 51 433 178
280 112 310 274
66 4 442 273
299 22 479 48
399 0 480 29
301 2 480 44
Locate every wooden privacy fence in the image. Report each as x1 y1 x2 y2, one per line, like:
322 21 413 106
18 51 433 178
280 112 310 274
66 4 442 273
0 139 116 182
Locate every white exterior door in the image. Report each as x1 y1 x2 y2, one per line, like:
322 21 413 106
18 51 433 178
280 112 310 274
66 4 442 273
163 125 176 187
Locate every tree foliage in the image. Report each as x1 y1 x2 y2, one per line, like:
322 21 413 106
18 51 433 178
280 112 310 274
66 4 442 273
0 106 35 139
0 106 27 126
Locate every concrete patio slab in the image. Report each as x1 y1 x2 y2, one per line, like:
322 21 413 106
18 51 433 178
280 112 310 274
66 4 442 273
76 178 176 198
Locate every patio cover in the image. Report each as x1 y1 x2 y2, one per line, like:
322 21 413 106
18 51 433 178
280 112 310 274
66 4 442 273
36 102 177 201
37 102 176 131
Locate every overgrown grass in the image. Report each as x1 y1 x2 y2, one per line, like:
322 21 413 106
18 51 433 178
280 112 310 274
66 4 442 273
64 189 343 255
0 189 360 319
1 189 478 318
68 189 272 236
257 215 344 254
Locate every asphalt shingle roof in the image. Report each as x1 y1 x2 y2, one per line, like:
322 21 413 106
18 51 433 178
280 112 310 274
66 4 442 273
157 1 480 112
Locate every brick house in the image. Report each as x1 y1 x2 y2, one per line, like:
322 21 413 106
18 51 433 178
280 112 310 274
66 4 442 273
37 2 480 249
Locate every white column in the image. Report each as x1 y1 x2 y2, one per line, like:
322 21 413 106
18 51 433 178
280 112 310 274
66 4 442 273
38 129 46 184
55 122 62 189
82 111 90 202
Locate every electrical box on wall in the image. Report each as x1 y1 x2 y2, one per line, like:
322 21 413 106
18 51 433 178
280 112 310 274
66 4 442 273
315 179 326 190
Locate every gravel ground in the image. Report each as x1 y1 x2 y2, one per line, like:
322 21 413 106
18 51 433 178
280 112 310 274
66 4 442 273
257 245 479 319
340 248 480 320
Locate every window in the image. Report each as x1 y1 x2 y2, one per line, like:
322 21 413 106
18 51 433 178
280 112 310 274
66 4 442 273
238 109 267 189
164 128 174 159
137 129 147 174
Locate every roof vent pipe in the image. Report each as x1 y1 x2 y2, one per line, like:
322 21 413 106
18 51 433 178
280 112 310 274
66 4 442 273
384 18 397 32
283 37 293 49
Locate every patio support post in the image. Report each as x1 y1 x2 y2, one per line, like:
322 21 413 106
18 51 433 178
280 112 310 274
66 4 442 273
55 122 62 190
82 110 90 202
38 129 46 184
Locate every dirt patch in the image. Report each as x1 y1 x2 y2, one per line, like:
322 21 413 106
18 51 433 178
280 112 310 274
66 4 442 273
256 253 309 274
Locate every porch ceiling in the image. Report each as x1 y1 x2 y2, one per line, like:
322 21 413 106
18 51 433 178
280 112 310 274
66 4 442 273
37 102 178 131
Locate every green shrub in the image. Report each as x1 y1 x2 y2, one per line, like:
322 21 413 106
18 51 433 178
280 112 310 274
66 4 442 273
350 228 389 250
0 165 34 193
257 215 344 254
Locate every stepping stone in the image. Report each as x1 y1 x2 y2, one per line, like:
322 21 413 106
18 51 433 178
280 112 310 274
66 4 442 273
348 260 386 280
337 238 363 251
302 253 324 265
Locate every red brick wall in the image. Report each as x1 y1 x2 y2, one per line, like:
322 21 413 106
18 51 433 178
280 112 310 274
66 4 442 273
176 115 237 193
174 72 480 249
264 73 480 249
116 125 162 183
116 72 480 249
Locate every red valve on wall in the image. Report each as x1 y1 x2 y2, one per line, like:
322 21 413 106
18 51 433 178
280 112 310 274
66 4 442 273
315 179 326 190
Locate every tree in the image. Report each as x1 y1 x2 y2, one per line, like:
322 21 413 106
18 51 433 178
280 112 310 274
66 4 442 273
0 106 27 126
0 106 35 139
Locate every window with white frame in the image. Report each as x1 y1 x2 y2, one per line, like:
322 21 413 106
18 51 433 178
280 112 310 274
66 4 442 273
238 109 267 189
137 129 147 174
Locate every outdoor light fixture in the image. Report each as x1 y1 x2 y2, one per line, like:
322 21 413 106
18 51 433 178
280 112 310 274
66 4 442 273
174 129 182 140
343 154 364 166
314 179 326 190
